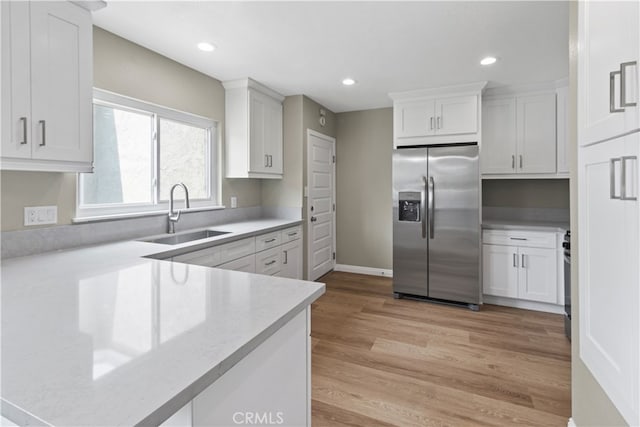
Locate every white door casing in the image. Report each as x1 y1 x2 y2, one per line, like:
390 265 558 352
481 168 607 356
307 130 335 281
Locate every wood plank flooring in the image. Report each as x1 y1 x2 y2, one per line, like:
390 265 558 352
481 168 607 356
310 271 571 427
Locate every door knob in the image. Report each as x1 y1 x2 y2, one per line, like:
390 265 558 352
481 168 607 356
310 216 317 222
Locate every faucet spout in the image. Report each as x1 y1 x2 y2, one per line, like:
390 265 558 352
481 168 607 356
168 183 190 234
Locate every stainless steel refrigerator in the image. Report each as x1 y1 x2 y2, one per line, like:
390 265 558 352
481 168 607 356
392 144 481 310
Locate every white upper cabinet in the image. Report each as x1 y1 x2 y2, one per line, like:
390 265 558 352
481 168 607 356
578 0 639 145
556 86 570 174
224 78 284 179
481 89 560 177
390 82 486 147
1 1 93 172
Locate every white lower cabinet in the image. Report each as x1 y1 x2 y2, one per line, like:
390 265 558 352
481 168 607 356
279 240 302 280
255 246 281 275
160 308 311 427
218 254 256 273
482 229 562 308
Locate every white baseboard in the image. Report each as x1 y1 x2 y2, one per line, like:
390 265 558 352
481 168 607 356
334 264 393 278
567 417 576 427
483 295 565 314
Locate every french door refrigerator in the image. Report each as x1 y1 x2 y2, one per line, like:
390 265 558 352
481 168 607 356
392 144 481 310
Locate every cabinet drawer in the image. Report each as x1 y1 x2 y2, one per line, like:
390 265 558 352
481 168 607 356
218 254 255 273
280 225 302 243
218 237 256 264
255 246 281 276
483 230 557 249
255 231 281 252
172 246 222 267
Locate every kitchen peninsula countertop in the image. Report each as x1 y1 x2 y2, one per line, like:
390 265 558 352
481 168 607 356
1 219 324 426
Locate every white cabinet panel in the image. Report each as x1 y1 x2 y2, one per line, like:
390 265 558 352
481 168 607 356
172 246 222 268
217 254 256 273
556 86 570 174
516 93 557 174
193 309 309 427
578 133 639 425
279 240 302 280
518 247 557 304
255 230 281 252
579 1 639 145
436 95 478 136
482 244 518 298
280 225 302 244
395 99 435 138
1 1 92 171
481 98 516 174
255 246 281 276
218 237 256 265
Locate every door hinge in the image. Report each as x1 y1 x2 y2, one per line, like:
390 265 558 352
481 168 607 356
333 203 335 212
333 252 336 260
332 155 336 164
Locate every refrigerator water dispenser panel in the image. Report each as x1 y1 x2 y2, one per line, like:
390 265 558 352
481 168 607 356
399 192 421 222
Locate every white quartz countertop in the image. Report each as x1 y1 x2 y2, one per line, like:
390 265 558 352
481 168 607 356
482 219 569 233
1 219 324 427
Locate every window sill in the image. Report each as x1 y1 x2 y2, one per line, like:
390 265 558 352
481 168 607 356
72 205 226 224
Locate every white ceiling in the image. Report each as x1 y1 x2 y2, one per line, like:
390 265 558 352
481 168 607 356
93 1 569 113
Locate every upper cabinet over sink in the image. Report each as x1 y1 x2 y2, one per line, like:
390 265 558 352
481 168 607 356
389 81 487 147
223 78 284 179
1 1 94 172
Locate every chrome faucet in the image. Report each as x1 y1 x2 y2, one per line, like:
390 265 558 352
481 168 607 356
168 183 190 234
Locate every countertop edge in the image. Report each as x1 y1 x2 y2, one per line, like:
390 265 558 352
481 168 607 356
481 222 569 233
136 284 325 427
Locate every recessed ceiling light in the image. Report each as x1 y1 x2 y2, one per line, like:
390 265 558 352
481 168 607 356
197 42 216 52
480 56 497 66
342 78 356 86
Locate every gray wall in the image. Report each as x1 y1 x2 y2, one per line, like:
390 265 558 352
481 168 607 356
483 179 570 209
335 108 393 270
1 27 262 231
569 1 626 424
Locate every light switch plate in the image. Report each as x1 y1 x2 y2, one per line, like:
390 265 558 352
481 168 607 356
230 196 237 208
24 206 57 226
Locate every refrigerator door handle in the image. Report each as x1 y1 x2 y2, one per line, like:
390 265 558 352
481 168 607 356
428 176 435 239
421 176 427 238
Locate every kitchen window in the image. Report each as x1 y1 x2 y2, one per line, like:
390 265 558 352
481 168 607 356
77 89 219 219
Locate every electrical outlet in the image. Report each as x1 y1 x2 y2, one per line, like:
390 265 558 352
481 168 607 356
24 206 57 226
230 196 237 209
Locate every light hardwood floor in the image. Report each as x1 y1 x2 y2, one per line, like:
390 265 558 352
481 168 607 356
310 271 571 427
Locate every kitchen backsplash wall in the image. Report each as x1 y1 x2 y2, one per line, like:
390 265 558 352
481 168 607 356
0 27 262 232
482 179 570 209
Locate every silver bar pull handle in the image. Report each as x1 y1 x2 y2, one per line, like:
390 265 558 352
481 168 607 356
620 61 637 108
519 155 523 169
265 260 276 266
512 155 515 170
513 253 518 268
269 155 273 167
265 238 277 243
265 154 269 167
421 176 427 239
621 156 638 201
610 71 624 113
428 176 435 239
38 120 46 146
430 117 434 130
521 254 526 269
20 117 27 145
510 237 528 241
283 250 288 265
437 116 441 129
610 158 622 199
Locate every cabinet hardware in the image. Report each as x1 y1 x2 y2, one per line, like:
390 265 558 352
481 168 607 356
269 155 273 167
20 117 27 145
283 250 288 264
310 216 317 222
509 237 527 241
621 156 638 201
265 260 276 266
513 253 518 267
437 116 442 129
421 176 427 239
610 70 625 113
265 154 269 167
287 232 297 237
428 176 435 239
38 120 46 146
265 238 277 243
620 61 637 108
519 155 523 169
521 254 526 268
512 155 515 169
610 158 622 199
430 117 434 130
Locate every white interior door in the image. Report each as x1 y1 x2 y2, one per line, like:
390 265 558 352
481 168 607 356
307 130 335 281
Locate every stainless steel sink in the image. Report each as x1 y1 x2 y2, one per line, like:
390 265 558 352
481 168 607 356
142 230 230 245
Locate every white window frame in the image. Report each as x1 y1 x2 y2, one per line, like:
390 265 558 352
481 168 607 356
76 89 221 220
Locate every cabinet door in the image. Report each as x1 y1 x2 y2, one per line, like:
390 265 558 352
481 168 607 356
255 246 281 276
264 96 283 174
579 1 639 145
482 244 518 298
517 247 557 303
436 95 478 136
481 98 516 174
516 93 557 174
395 99 435 138
217 254 256 273
280 240 302 280
30 2 92 163
1 1 31 159
556 87 570 174
579 134 639 425
248 89 268 173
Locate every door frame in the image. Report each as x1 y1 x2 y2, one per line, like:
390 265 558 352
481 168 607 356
306 129 336 281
